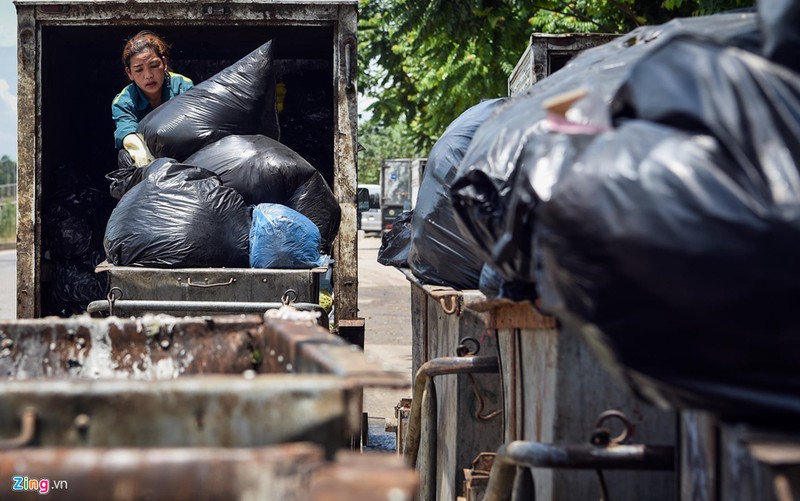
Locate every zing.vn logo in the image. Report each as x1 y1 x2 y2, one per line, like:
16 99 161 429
12 476 68 495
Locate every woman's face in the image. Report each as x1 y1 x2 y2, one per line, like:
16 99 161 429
125 49 167 102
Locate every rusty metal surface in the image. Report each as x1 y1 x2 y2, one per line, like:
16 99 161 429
0 315 411 454
483 440 675 501
331 7 359 325
15 5 38 319
19 2 345 24
496 321 678 500
471 300 557 330
395 398 411 457
0 316 268 379
462 453 495 501
336 317 365 348
0 314 420 474
0 443 325 500
720 424 800 501
0 375 350 450
309 450 418 501
86 300 328 329
403 356 501 469
0 316 404 384
259 319 408 388
404 268 504 501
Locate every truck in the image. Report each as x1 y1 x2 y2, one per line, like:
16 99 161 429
15 0 362 340
380 157 426 232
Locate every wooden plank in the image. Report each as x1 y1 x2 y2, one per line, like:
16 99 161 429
410 280 428 378
497 320 677 500
680 411 718 501
720 425 800 501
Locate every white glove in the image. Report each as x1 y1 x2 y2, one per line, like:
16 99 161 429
122 133 155 168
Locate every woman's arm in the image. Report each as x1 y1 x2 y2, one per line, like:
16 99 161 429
111 88 139 149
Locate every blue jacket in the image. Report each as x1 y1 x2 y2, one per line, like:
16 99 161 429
111 72 194 149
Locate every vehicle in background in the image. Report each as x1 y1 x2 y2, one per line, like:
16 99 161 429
380 158 426 232
357 183 381 235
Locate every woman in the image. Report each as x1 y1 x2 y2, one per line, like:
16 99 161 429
111 31 193 167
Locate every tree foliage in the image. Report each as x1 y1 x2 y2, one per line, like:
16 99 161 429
358 0 754 153
0 156 16 241
0 156 16 188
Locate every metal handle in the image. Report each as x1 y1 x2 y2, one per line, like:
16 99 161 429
0 407 37 449
186 277 236 288
438 295 459 315
344 36 356 91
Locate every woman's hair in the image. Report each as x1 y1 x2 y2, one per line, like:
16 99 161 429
121 30 171 69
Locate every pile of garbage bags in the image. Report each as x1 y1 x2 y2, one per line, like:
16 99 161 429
407 98 506 290
185 135 339 253
44 163 112 316
138 40 280 161
105 40 339 269
385 4 800 424
105 159 251 268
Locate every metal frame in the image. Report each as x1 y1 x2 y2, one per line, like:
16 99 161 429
403 355 501 501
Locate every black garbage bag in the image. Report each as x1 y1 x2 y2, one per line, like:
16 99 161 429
185 135 340 252
478 263 503 299
104 159 251 268
760 0 800 72
377 210 413 268
537 37 800 424
48 250 109 317
106 149 146 200
408 98 505 290
138 40 279 161
450 12 761 300
45 164 108 260
287 171 340 254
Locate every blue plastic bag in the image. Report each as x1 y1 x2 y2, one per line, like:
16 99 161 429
249 204 325 269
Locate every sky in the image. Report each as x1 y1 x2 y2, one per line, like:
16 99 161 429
0 0 16 160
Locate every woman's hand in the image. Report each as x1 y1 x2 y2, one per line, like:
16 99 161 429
123 133 155 168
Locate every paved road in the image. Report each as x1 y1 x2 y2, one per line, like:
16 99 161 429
359 232 413 432
0 250 15 319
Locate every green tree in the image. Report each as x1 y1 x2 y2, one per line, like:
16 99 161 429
0 156 16 187
0 156 16 242
358 0 754 151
